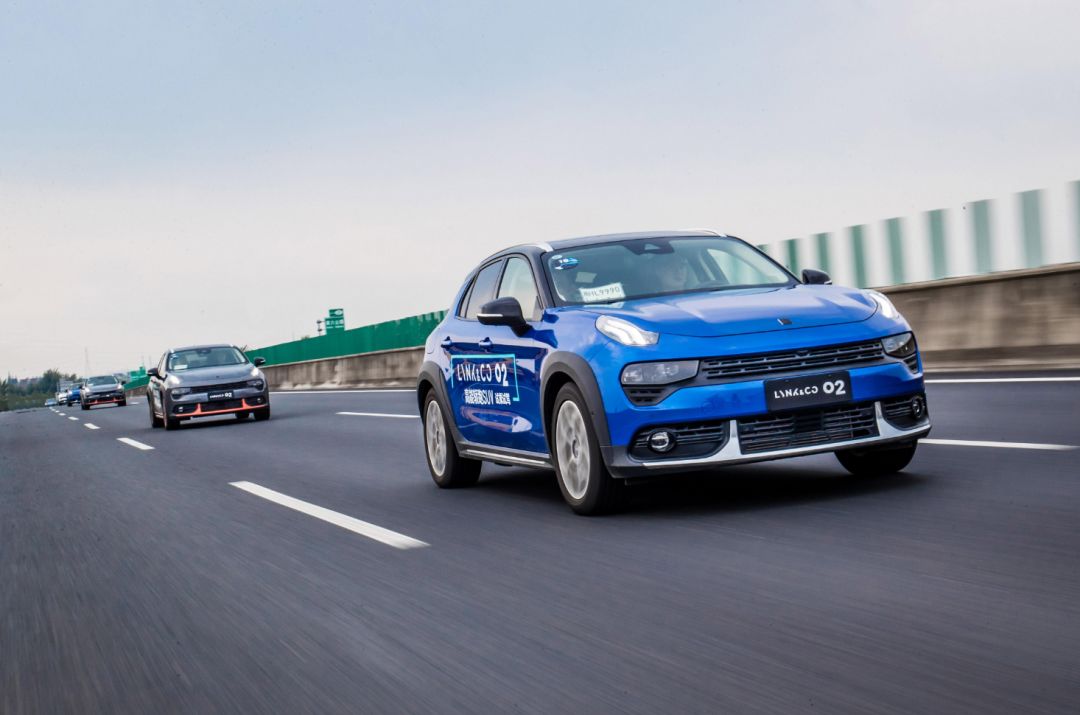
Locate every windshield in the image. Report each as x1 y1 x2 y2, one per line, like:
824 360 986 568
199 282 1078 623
168 347 247 372
86 375 117 386
544 236 794 306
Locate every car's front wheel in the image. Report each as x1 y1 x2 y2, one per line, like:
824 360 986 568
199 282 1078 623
148 398 163 428
423 392 480 488
836 442 917 476
253 406 271 421
81 402 89 411
551 383 622 515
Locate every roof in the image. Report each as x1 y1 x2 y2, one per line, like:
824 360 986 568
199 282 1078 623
487 229 725 263
168 343 237 353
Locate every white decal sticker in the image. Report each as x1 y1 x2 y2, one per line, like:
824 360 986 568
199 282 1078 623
579 282 626 302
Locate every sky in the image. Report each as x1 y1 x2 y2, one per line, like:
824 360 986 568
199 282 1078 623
2 0 1079 377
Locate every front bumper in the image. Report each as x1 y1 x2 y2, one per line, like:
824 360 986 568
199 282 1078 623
84 391 124 405
604 397 929 477
170 388 269 417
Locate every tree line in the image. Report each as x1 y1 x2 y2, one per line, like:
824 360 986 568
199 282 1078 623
0 369 80 412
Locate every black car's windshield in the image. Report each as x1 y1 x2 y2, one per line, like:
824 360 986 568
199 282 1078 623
544 236 794 306
86 375 116 386
168 347 247 372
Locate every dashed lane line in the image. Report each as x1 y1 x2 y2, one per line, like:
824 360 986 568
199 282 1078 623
922 438 1076 451
337 411 419 419
117 437 154 451
84 423 99 430
230 481 429 550
68 416 78 421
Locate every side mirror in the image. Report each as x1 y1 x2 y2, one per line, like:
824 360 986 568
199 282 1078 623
253 357 266 367
477 297 529 335
801 268 832 285
147 368 161 379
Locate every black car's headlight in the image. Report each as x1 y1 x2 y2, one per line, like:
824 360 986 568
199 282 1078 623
882 332 917 358
621 360 699 385
170 387 192 398
247 379 265 390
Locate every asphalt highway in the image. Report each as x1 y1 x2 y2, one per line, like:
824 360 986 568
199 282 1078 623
3 376 1079 714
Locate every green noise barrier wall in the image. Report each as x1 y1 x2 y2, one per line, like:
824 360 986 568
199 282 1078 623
244 311 447 367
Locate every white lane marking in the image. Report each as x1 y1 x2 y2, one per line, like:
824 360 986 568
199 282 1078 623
68 416 78 421
230 481 428 550
926 377 1080 384
117 437 155 451
57 412 66 416
274 389 414 395
337 411 419 419
84 423 99 430
128 402 140 405
922 438 1076 451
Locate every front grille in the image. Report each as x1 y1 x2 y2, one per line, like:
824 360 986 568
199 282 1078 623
738 402 878 454
882 393 928 429
191 381 249 393
629 421 728 460
702 340 885 381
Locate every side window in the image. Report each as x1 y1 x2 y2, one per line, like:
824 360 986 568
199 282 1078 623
156 354 167 375
497 256 542 322
462 260 504 320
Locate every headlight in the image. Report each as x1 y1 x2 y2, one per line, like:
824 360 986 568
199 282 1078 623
596 316 658 346
882 332 917 358
247 379 265 390
621 360 699 385
867 290 900 319
170 387 191 398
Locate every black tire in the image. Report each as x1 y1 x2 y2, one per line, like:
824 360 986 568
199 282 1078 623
118 399 127 407
149 398 163 428
81 402 89 411
164 416 181 430
235 411 250 420
550 383 622 515
422 391 480 488
836 442 917 476
253 406 271 421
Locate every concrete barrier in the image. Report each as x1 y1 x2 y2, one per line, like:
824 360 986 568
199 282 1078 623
261 346 425 390
883 262 1080 371
241 263 1080 392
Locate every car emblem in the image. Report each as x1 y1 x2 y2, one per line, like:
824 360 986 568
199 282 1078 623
777 317 793 326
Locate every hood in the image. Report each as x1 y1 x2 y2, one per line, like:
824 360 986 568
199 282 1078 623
579 284 877 338
88 383 121 393
167 363 260 387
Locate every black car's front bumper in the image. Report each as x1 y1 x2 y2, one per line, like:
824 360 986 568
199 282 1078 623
169 387 269 418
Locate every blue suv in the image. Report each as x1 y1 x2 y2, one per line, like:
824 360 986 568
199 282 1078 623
417 231 930 514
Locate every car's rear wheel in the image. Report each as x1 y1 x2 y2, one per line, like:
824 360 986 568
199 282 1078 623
551 383 622 515
149 399 163 428
423 392 480 488
836 442 917 476
253 406 271 421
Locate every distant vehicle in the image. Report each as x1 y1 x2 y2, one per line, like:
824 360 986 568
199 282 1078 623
55 391 68 406
45 398 57 407
146 344 269 430
80 375 127 410
417 230 931 514
65 385 82 406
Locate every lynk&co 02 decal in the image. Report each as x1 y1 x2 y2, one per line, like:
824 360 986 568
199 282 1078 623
450 354 520 407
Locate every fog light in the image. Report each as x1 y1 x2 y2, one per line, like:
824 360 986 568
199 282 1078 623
911 395 926 419
648 430 675 453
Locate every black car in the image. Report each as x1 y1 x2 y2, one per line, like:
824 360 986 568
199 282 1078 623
147 344 270 430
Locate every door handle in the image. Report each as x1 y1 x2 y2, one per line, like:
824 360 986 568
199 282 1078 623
440 337 453 349
478 337 493 349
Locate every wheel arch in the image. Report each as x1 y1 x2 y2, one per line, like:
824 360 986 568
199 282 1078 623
540 352 611 451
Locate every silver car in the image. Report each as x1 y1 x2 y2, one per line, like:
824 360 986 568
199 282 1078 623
147 344 270 430
80 374 127 410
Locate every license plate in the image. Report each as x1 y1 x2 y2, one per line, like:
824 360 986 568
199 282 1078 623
765 371 851 411
207 390 234 401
